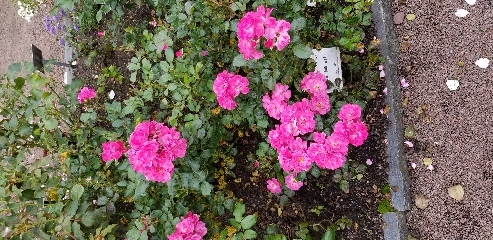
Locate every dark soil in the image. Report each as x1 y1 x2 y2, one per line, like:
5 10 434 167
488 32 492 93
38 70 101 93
227 84 389 239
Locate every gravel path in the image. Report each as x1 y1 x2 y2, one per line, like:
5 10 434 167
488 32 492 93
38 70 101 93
0 1 64 76
392 0 493 239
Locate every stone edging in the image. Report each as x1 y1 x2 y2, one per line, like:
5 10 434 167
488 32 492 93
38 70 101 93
371 0 412 239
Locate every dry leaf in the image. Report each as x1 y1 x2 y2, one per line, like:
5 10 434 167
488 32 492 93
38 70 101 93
455 9 469 18
394 12 405 24
401 41 411 50
406 14 416 21
448 184 465 201
404 125 415 138
415 194 430 209
422 157 432 166
383 105 391 114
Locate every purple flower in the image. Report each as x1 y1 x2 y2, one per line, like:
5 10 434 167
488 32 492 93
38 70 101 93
58 38 66 46
50 27 57 35
44 17 51 30
73 23 79 31
52 15 59 22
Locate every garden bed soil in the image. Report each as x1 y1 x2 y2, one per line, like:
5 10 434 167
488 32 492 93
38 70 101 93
70 3 391 239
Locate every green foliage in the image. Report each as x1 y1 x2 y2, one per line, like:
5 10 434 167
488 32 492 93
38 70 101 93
331 160 367 193
1 0 383 238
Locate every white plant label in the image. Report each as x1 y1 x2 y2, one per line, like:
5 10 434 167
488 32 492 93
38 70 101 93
446 80 460 91
306 0 316 7
311 47 343 93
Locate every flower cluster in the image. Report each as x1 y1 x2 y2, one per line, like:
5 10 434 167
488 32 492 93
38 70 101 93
236 5 291 60
168 212 207 240
213 70 249 110
44 10 78 46
101 140 126 162
17 1 36 22
264 72 368 191
77 87 96 103
127 120 187 183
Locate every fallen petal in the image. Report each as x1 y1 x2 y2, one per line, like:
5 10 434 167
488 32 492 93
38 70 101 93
378 65 384 71
400 78 409 88
109 90 115 100
366 159 373 166
427 165 434 171
475 58 490 68
380 70 385 78
455 9 469 17
446 80 460 91
383 87 388 95
465 0 476 5
411 162 417 169
404 141 414 148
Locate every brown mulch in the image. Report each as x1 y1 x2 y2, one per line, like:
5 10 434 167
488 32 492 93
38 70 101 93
392 0 493 239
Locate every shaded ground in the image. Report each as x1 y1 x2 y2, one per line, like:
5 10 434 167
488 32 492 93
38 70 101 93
392 1 493 239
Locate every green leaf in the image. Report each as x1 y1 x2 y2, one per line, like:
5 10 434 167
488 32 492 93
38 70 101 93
7 63 22 79
293 44 312 59
14 77 25 90
126 227 141 240
72 222 84 240
142 58 151 71
81 211 95 227
232 54 247 67
291 17 306 31
96 9 103 22
71 184 84 201
165 48 174 63
321 226 336 240
241 214 257 230
229 218 241 230
233 202 245 221
44 117 58 130
200 182 213 196
244 229 258 239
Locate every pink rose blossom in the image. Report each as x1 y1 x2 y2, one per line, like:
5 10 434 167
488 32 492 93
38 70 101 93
127 120 187 183
213 70 250 110
162 44 168 50
267 178 282 194
175 49 183 58
97 31 105 37
201 50 207 56
337 104 362 122
150 20 157 27
301 71 328 97
168 212 207 240
77 87 96 103
101 140 126 162
285 173 303 191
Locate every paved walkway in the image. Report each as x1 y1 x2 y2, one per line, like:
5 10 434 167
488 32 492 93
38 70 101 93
0 1 63 76
392 0 493 239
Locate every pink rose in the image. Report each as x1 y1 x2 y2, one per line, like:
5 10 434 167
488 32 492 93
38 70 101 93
77 87 96 103
101 140 126 162
266 178 281 194
285 173 303 191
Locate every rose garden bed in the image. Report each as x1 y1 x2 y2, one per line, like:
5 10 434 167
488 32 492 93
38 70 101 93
0 0 391 239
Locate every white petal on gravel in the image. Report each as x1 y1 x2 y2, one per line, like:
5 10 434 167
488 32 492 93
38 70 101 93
446 80 460 90
465 0 476 5
411 162 417 169
109 90 115 99
455 9 469 17
475 58 490 68
404 141 414 147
